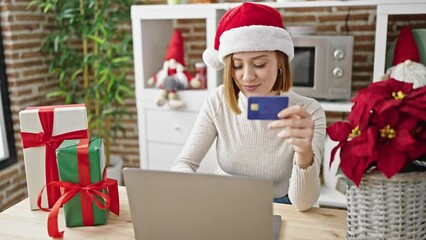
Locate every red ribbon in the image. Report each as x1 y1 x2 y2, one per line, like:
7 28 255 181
37 138 119 238
37 175 119 238
20 106 88 208
77 138 94 225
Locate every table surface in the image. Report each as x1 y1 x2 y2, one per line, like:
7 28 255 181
0 186 347 239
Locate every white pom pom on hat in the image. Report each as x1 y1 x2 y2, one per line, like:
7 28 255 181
203 2 294 70
203 48 223 70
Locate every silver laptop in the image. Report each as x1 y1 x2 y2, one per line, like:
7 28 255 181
123 168 281 240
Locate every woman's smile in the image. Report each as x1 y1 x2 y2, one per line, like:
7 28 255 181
243 84 261 92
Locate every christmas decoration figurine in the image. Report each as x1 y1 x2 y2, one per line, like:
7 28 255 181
147 30 198 109
384 26 426 88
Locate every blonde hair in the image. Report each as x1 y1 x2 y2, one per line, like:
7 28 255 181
223 51 292 115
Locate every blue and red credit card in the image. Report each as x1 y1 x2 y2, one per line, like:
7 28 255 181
247 96 289 120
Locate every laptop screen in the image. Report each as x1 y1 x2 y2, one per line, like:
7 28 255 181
123 168 278 240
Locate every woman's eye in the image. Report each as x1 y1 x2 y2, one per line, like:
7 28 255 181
233 65 243 69
254 63 266 68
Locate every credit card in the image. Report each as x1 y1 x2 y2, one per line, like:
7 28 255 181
247 96 289 120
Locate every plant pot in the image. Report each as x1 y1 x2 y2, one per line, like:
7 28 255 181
346 171 426 239
106 155 124 186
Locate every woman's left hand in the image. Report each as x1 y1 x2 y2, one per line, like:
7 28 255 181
268 105 314 167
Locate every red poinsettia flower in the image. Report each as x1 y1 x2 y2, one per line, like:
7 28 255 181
352 78 426 120
328 125 377 186
406 121 426 160
327 78 426 186
326 114 376 186
398 86 426 121
370 109 419 178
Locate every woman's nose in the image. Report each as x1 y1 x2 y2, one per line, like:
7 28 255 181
241 66 255 82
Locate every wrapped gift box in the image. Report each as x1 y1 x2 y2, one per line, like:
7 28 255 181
56 137 109 227
19 104 88 210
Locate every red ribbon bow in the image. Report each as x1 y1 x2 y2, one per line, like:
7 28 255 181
37 175 120 238
20 106 88 208
37 138 119 238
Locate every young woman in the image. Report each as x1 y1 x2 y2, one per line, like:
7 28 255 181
170 2 326 211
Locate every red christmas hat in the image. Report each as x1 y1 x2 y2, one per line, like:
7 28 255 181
392 26 420 65
165 30 186 66
202 2 293 70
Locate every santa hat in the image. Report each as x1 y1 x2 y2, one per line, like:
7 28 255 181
165 30 186 66
389 26 426 89
202 2 294 70
392 26 420 66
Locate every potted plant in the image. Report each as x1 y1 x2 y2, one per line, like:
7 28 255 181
327 27 426 239
29 0 134 182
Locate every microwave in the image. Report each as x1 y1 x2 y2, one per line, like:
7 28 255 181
290 35 354 100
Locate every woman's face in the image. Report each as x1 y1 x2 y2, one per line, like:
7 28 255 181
232 51 279 97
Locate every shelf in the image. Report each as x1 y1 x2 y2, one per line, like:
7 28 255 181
274 0 377 7
131 4 224 20
318 186 347 209
273 0 425 8
132 0 426 15
319 100 353 113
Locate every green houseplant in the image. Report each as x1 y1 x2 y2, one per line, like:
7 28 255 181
29 0 134 169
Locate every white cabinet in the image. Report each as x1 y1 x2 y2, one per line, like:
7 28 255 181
131 1 426 208
131 5 226 174
146 110 198 144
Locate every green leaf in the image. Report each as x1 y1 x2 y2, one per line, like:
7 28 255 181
118 85 133 95
97 72 109 86
43 2 53 13
64 95 71 103
103 108 114 115
99 25 108 39
111 56 130 64
27 0 42 9
107 78 114 91
87 34 105 45
53 35 60 53
58 71 65 83
114 92 124 105
71 69 83 82
46 90 67 98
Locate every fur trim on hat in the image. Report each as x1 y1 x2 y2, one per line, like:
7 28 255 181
202 25 293 70
219 25 294 62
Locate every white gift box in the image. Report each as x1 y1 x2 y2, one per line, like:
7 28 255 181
19 104 88 210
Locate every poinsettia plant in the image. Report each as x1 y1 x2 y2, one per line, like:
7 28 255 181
327 77 426 186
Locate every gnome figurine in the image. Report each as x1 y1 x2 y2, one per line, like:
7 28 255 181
147 30 198 109
385 26 426 88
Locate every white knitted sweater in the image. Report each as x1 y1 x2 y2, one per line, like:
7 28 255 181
170 85 326 211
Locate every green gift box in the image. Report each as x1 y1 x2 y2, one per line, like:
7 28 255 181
56 137 108 227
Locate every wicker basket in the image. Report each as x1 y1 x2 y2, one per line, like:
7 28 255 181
346 171 426 239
